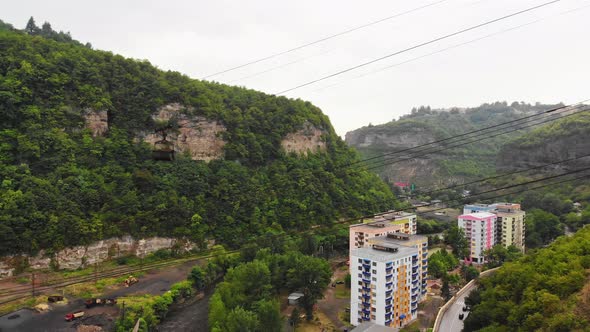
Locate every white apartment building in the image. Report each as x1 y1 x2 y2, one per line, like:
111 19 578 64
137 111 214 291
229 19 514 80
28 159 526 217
350 244 420 328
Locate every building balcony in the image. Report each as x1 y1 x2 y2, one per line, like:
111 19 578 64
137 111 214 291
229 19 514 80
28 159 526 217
362 308 370 314
362 262 371 268
386 282 393 288
362 286 371 292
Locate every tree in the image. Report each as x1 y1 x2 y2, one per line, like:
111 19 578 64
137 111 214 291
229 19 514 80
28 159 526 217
463 265 479 281
286 255 331 319
254 299 282 332
445 225 469 258
224 307 259 332
189 266 205 290
441 276 451 301
25 16 39 35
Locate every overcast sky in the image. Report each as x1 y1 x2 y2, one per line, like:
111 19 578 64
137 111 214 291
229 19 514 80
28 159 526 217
4 0 590 136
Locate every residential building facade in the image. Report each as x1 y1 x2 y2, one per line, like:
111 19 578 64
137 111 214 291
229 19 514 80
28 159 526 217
350 244 420 328
458 212 497 264
368 233 428 301
494 203 526 252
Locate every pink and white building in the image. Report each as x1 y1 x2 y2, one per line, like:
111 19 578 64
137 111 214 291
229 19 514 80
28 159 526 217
458 212 497 264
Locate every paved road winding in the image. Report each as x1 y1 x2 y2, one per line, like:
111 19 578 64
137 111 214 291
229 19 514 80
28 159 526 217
438 282 476 332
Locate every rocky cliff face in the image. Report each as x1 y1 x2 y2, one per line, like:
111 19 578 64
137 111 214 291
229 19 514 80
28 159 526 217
345 124 450 187
0 236 195 278
497 137 590 171
139 104 227 162
83 109 109 137
281 122 327 155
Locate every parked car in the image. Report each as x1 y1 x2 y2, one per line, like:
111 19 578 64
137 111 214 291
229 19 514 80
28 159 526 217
459 313 464 320
462 306 468 312
65 311 84 322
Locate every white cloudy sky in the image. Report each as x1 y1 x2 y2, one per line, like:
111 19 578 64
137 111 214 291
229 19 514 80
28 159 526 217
3 0 590 136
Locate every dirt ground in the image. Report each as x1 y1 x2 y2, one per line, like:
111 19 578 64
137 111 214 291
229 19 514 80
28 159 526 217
156 290 212 332
317 263 351 331
0 260 199 332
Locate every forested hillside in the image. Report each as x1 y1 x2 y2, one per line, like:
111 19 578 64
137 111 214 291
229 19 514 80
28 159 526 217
345 103 563 189
0 19 395 256
463 226 590 331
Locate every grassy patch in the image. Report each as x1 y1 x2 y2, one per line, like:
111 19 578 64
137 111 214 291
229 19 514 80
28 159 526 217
0 295 48 316
335 285 350 299
15 276 30 284
400 320 421 332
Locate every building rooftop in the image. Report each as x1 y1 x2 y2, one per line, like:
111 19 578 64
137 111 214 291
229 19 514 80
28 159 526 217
371 233 427 245
459 212 496 219
351 322 398 332
351 245 418 262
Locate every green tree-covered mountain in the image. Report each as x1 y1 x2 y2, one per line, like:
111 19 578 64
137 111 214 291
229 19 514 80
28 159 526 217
0 19 394 256
345 103 564 190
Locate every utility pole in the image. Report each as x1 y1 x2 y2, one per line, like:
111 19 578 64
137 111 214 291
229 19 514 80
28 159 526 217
121 301 126 321
94 262 98 284
31 273 35 297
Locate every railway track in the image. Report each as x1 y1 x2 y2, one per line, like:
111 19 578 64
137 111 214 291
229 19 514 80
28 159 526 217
0 249 238 305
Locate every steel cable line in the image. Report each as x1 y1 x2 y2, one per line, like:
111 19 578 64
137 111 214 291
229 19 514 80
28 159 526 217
275 0 560 94
311 3 590 94
356 104 588 171
350 165 590 229
341 100 589 169
420 153 590 197
2 168 588 301
202 0 449 79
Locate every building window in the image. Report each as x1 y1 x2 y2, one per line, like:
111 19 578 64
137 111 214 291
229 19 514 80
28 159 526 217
372 269 376 274
372 277 377 281
372 262 377 266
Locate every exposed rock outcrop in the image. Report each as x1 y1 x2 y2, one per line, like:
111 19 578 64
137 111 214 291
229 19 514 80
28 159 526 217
83 109 108 137
140 104 226 162
281 122 326 155
0 236 195 278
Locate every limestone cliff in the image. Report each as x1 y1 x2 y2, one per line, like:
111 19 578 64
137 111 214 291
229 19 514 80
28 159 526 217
281 122 327 155
0 236 195 278
140 104 227 162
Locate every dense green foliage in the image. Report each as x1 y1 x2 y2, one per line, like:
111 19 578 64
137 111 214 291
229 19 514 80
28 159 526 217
463 227 590 331
115 280 194 331
209 250 331 331
503 111 590 148
0 20 395 255
427 249 458 278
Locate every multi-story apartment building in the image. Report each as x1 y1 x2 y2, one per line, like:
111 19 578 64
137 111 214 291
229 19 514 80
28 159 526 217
368 233 428 301
494 203 526 252
349 211 417 253
349 222 404 253
374 211 418 235
457 212 497 264
462 203 526 252
350 244 420 328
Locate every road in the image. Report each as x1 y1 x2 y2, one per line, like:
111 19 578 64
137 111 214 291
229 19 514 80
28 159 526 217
438 282 476 332
0 261 198 332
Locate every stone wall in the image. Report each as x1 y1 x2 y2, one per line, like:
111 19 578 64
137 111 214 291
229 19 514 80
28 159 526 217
281 122 327 155
140 104 227 162
0 236 195 278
